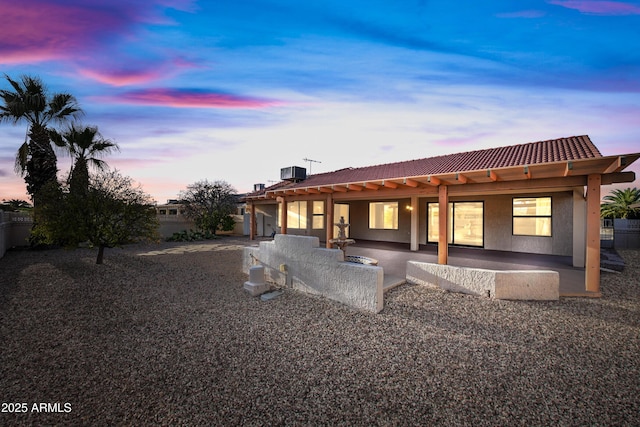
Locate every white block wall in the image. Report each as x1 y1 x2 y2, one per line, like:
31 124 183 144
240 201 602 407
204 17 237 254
406 261 559 301
243 234 384 312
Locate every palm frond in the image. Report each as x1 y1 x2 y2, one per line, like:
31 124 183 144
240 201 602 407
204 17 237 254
47 93 82 124
14 141 29 175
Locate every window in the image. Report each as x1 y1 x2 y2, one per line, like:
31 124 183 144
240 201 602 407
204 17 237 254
369 202 398 230
427 202 483 247
513 197 551 236
312 201 324 229
287 201 307 229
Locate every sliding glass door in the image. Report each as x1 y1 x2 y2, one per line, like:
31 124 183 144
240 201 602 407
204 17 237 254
427 202 484 247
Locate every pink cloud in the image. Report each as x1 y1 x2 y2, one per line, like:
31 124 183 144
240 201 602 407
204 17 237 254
78 57 200 86
548 1 640 15
100 88 281 109
0 2 128 64
78 69 165 87
0 1 192 65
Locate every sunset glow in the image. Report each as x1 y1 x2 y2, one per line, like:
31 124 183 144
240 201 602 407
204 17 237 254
1 0 639 203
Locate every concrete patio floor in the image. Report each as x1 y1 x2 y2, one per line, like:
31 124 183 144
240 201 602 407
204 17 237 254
344 240 593 297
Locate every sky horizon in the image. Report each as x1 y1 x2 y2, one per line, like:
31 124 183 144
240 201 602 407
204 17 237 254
1 0 639 204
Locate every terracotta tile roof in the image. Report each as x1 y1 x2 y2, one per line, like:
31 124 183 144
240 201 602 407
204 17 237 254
296 135 600 187
245 135 602 196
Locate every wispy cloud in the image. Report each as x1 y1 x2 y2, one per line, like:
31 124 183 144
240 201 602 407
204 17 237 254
78 56 198 86
496 10 547 18
78 69 164 87
98 88 281 108
548 1 640 15
0 0 194 65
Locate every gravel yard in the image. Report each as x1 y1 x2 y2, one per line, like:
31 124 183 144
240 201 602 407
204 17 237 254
1 238 639 426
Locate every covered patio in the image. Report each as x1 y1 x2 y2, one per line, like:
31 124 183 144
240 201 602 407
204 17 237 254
337 240 589 297
245 136 639 297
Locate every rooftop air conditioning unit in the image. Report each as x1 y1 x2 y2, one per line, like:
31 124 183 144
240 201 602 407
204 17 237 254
253 183 266 192
281 166 307 182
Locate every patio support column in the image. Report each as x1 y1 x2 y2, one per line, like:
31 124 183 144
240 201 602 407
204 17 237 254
572 187 586 268
249 201 256 240
438 185 448 265
410 195 419 251
277 196 287 235
585 174 601 294
326 194 334 248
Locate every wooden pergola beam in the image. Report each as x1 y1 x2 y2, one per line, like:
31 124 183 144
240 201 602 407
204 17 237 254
403 178 420 188
364 182 380 190
427 176 441 186
564 161 573 177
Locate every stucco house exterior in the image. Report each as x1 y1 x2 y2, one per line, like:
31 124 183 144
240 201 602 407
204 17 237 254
243 136 639 295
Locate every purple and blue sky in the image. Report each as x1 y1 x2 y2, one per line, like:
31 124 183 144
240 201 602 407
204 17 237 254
1 0 639 203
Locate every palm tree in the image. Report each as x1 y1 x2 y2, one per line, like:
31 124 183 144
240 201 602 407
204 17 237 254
600 187 640 219
49 123 119 193
0 74 82 204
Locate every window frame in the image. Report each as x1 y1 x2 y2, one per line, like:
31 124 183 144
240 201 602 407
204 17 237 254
287 200 307 230
369 201 399 230
427 201 484 247
312 201 324 230
512 196 552 237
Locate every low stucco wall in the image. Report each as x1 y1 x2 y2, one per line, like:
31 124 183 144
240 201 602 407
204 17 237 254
406 261 559 301
0 212 31 259
243 234 384 313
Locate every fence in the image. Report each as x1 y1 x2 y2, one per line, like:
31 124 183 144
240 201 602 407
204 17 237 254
0 211 32 259
613 219 640 249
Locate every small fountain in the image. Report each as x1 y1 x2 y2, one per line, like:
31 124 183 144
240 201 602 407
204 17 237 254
329 216 355 255
329 218 378 265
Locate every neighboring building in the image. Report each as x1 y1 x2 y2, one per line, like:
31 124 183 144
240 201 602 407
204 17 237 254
155 198 246 238
243 135 639 294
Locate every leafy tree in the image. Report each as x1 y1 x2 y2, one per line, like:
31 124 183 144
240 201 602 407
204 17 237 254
36 169 159 264
600 187 640 219
179 180 238 235
49 123 119 193
0 74 81 204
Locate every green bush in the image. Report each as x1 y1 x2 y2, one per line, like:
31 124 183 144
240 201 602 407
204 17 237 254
166 229 219 242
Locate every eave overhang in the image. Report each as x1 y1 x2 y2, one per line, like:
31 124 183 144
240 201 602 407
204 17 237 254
244 153 639 201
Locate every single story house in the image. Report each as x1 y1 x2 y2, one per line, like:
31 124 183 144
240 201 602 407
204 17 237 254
243 136 639 295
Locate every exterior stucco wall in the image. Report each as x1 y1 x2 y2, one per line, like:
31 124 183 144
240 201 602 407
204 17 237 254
348 198 413 244
253 190 577 257
251 204 279 237
347 191 575 256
